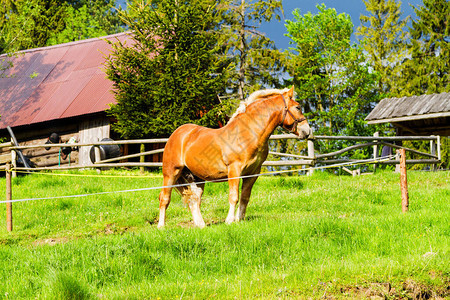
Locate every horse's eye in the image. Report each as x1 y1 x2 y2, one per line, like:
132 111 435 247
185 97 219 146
296 105 302 111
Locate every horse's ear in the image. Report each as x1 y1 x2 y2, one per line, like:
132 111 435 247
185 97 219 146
287 85 295 98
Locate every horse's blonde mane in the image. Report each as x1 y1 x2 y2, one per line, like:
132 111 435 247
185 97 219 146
228 88 290 122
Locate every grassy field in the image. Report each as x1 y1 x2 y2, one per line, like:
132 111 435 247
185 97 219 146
0 169 448 299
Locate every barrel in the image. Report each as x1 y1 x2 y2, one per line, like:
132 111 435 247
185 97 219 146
89 138 121 163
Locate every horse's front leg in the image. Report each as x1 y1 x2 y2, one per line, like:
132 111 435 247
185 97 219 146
225 165 241 224
158 167 182 228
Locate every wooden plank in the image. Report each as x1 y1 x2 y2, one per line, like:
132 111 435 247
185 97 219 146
379 142 438 159
12 139 171 150
79 117 110 166
94 148 165 164
0 142 12 149
10 123 78 141
13 162 164 171
367 93 450 121
269 133 299 140
311 135 437 141
268 151 310 159
366 111 450 124
392 96 411 117
31 153 77 167
378 159 440 164
0 153 12 164
315 159 440 165
262 160 313 166
316 142 377 159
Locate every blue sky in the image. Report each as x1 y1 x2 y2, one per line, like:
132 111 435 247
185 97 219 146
261 0 423 50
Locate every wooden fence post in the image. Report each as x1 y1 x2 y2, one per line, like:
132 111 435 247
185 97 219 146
307 139 315 176
373 131 379 173
10 144 16 178
6 163 12 231
140 143 145 174
94 145 102 173
397 149 409 213
430 136 437 171
437 135 441 163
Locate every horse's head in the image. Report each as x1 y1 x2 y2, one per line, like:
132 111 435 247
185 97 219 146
280 86 313 139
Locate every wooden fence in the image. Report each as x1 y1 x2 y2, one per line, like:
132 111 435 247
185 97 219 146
0 133 442 174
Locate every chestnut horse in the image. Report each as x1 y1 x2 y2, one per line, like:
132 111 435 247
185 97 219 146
158 86 312 228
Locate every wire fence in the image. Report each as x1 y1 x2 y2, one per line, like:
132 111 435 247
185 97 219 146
1 132 436 231
1 154 397 205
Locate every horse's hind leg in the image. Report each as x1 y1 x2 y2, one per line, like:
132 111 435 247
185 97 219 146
177 173 206 228
236 175 259 221
188 183 206 228
158 167 182 228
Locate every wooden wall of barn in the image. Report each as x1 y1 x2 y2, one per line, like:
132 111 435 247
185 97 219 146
0 114 111 168
78 118 111 166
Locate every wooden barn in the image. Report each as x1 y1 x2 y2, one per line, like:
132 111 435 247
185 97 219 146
365 92 450 136
0 32 131 168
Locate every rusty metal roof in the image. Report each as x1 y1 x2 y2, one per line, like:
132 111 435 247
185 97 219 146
365 92 450 124
0 32 131 130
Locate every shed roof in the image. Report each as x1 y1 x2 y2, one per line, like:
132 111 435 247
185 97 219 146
365 93 450 124
0 32 131 130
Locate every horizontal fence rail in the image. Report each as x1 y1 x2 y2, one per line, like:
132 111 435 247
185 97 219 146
0 133 442 173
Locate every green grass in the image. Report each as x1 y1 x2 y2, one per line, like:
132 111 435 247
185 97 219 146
0 169 448 299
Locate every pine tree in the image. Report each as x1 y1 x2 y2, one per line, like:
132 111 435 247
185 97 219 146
356 0 408 95
395 0 449 96
105 0 234 138
220 0 285 101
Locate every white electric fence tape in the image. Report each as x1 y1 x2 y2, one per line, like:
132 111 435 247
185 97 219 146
1 155 396 204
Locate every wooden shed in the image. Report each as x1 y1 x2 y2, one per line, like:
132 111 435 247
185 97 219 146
365 93 450 136
0 32 131 167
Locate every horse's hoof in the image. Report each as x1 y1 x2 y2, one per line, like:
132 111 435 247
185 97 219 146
225 218 235 224
194 220 206 228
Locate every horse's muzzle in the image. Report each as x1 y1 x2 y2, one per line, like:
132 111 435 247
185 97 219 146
296 122 312 139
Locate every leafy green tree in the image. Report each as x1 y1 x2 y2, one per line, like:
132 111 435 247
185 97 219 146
0 0 122 54
286 4 379 137
394 0 449 96
356 0 408 95
48 0 123 45
105 0 234 138
0 0 15 52
220 0 285 100
0 0 67 53
285 4 380 157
